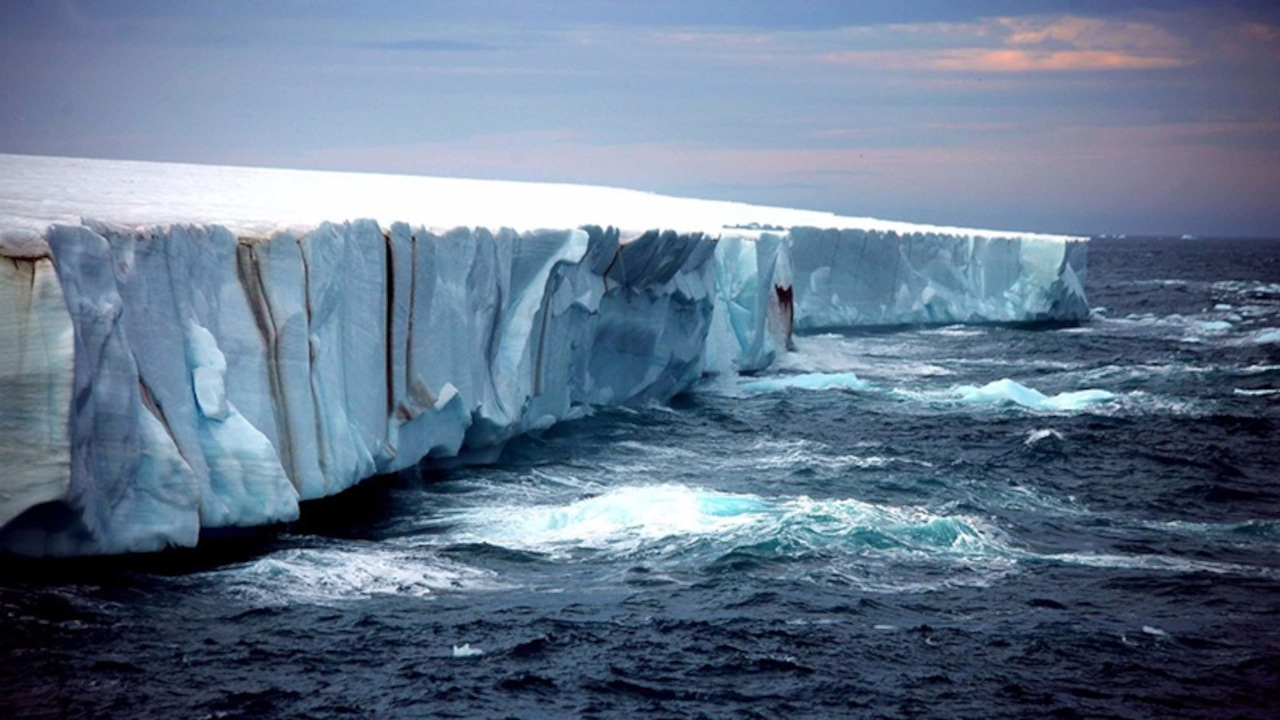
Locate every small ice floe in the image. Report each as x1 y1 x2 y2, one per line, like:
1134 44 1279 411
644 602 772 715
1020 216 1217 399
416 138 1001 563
952 378 1114 412
452 643 485 658
1252 328 1280 345
1194 320 1233 334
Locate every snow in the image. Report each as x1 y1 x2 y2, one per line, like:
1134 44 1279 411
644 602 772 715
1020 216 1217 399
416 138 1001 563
0 154 1079 245
0 154 1089 556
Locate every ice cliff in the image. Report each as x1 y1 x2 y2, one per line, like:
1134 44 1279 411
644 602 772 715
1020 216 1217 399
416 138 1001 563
789 227 1088 328
0 154 1087 556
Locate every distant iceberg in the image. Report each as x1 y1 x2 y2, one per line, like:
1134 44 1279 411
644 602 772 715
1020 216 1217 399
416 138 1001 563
0 154 1088 556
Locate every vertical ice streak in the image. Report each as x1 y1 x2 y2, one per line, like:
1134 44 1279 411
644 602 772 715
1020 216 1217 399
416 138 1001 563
0 256 74 533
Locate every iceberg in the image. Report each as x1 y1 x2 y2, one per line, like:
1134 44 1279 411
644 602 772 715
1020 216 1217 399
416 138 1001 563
0 154 1088 556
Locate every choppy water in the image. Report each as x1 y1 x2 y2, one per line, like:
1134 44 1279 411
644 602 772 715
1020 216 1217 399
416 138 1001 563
3 236 1279 719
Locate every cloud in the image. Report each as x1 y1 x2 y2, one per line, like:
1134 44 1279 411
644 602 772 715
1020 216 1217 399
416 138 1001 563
997 16 1184 54
822 14 1193 73
281 120 1279 236
924 48 1187 72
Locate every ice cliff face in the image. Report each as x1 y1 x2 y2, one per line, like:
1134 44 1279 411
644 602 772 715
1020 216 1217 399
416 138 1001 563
707 230 795 373
789 227 1088 328
1 221 717 555
0 155 1087 556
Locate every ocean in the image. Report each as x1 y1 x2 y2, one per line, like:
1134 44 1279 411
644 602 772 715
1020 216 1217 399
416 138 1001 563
3 236 1278 719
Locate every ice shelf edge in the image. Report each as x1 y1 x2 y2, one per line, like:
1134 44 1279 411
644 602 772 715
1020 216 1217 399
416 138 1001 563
0 214 1086 556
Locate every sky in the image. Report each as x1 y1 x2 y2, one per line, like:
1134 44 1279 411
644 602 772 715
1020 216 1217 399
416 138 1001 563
1 0 1278 237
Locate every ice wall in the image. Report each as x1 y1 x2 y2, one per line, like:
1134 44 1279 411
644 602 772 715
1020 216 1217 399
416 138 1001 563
0 257 73 533
0 154 1088 556
706 230 795 373
789 228 1088 328
0 221 716 555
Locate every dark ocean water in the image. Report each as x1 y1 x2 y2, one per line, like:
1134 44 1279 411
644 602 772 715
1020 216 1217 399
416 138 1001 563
3 236 1279 719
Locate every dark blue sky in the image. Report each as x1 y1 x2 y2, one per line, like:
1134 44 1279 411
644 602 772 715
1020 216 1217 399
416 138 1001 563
2 1 1278 236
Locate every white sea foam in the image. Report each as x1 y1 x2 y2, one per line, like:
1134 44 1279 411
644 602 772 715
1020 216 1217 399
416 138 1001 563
447 483 1011 576
777 335 953 379
740 372 873 395
1045 551 1277 579
1024 428 1065 446
1234 388 1280 396
921 325 988 338
210 545 502 605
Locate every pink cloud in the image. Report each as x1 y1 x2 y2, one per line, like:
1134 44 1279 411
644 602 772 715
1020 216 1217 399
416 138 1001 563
822 15 1193 73
926 48 1188 72
822 48 1187 72
997 16 1185 53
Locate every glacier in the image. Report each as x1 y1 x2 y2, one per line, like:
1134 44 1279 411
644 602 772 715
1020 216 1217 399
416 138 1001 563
0 154 1088 556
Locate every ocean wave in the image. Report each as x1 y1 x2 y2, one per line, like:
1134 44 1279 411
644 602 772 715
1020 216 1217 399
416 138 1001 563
1044 551 1278 579
443 483 1015 591
888 378 1117 413
455 485 998 547
203 545 503 605
777 335 954 378
740 371 873 395
1234 387 1280 397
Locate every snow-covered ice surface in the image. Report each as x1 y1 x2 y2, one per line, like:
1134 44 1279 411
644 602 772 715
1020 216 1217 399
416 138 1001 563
0 154 1087 555
0 154 1080 245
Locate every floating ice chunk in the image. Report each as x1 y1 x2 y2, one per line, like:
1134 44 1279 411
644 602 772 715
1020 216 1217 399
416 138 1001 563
954 379 1115 411
1194 320 1233 333
1252 328 1280 345
452 644 485 658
